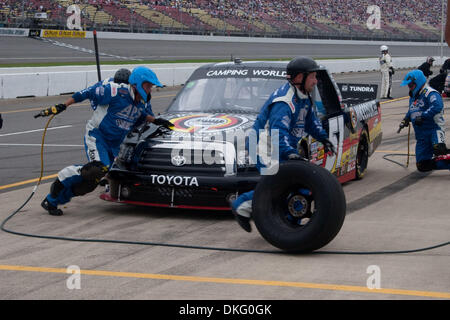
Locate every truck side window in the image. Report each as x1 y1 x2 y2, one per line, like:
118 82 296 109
316 70 341 116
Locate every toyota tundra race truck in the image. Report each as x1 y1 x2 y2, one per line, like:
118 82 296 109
101 60 382 211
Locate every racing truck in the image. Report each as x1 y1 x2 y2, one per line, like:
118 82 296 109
100 60 382 252
102 60 381 211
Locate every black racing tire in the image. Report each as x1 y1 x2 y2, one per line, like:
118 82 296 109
355 130 369 180
109 179 120 199
252 161 346 253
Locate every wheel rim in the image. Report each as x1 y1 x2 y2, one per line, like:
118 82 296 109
279 187 314 227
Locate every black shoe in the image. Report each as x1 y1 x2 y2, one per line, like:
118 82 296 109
41 198 63 216
231 208 251 233
387 96 394 99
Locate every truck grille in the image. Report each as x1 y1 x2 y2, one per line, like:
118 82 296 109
137 147 227 176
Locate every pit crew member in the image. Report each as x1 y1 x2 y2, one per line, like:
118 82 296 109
231 56 335 232
38 66 173 216
398 70 450 172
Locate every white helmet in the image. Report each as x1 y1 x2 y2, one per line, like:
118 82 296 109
380 45 388 52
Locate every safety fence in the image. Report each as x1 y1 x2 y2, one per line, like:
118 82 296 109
0 57 443 99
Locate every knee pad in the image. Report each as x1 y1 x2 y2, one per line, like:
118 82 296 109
416 160 436 172
80 161 108 183
50 179 65 198
433 143 448 156
72 161 108 196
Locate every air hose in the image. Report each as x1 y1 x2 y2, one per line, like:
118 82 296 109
1 116 448 255
384 124 412 168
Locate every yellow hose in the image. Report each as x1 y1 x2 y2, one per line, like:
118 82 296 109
38 114 55 187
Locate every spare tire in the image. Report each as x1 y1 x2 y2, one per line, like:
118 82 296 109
252 161 346 253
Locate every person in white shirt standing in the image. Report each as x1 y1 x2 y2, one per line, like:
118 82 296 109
379 45 394 99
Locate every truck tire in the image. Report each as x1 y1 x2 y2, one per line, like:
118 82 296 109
355 130 369 180
109 179 120 199
252 161 346 253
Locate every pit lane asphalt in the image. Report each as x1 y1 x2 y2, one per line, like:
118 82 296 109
0 71 449 300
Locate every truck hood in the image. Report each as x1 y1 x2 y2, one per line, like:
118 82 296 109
125 112 258 144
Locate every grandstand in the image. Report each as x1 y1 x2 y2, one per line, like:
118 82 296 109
0 0 444 41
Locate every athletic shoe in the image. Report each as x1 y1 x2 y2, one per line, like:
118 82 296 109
41 198 63 216
231 206 251 233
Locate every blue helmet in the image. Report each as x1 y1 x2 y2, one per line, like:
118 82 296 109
129 66 163 102
400 69 427 97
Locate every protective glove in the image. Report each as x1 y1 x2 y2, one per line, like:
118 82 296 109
397 118 410 133
389 67 395 75
34 104 67 118
288 153 305 161
320 138 336 155
153 118 174 129
414 116 423 126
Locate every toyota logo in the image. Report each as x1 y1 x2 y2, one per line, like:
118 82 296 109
171 155 186 167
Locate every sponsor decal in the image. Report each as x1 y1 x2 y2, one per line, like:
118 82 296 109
348 160 356 172
28 29 41 37
318 149 325 159
150 174 199 187
41 29 86 38
0 28 27 36
348 85 375 93
314 159 324 166
170 114 248 133
310 142 318 154
111 86 117 97
205 69 286 78
338 83 378 107
88 149 96 161
349 107 358 129
192 67 286 80
353 102 378 121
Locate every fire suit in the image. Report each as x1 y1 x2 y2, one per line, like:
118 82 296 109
380 52 393 98
44 80 150 208
232 82 328 219
404 85 450 171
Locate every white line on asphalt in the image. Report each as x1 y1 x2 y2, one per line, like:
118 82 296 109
0 143 83 147
0 125 73 137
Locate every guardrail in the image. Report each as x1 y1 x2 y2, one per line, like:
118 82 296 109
0 57 444 99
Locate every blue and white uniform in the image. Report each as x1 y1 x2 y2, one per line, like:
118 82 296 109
45 81 149 207
233 82 328 218
75 80 149 166
404 85 450 170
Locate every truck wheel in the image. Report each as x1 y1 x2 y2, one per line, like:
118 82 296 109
109 179 120 199
355 130 369 180
252 161 346 253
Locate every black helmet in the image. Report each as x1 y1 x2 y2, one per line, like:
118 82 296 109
113 68 131 84
286 56 321 81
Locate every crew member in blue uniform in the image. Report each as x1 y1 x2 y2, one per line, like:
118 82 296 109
231 56 335 232
398 69 450 172
38 66 173 216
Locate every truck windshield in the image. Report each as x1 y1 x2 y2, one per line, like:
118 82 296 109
168 77 285 113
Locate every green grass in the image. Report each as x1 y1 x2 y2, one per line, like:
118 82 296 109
0 57 375 68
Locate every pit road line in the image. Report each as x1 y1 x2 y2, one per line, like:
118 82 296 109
0 174 58 191
0 264 448 299
0 94 177 114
